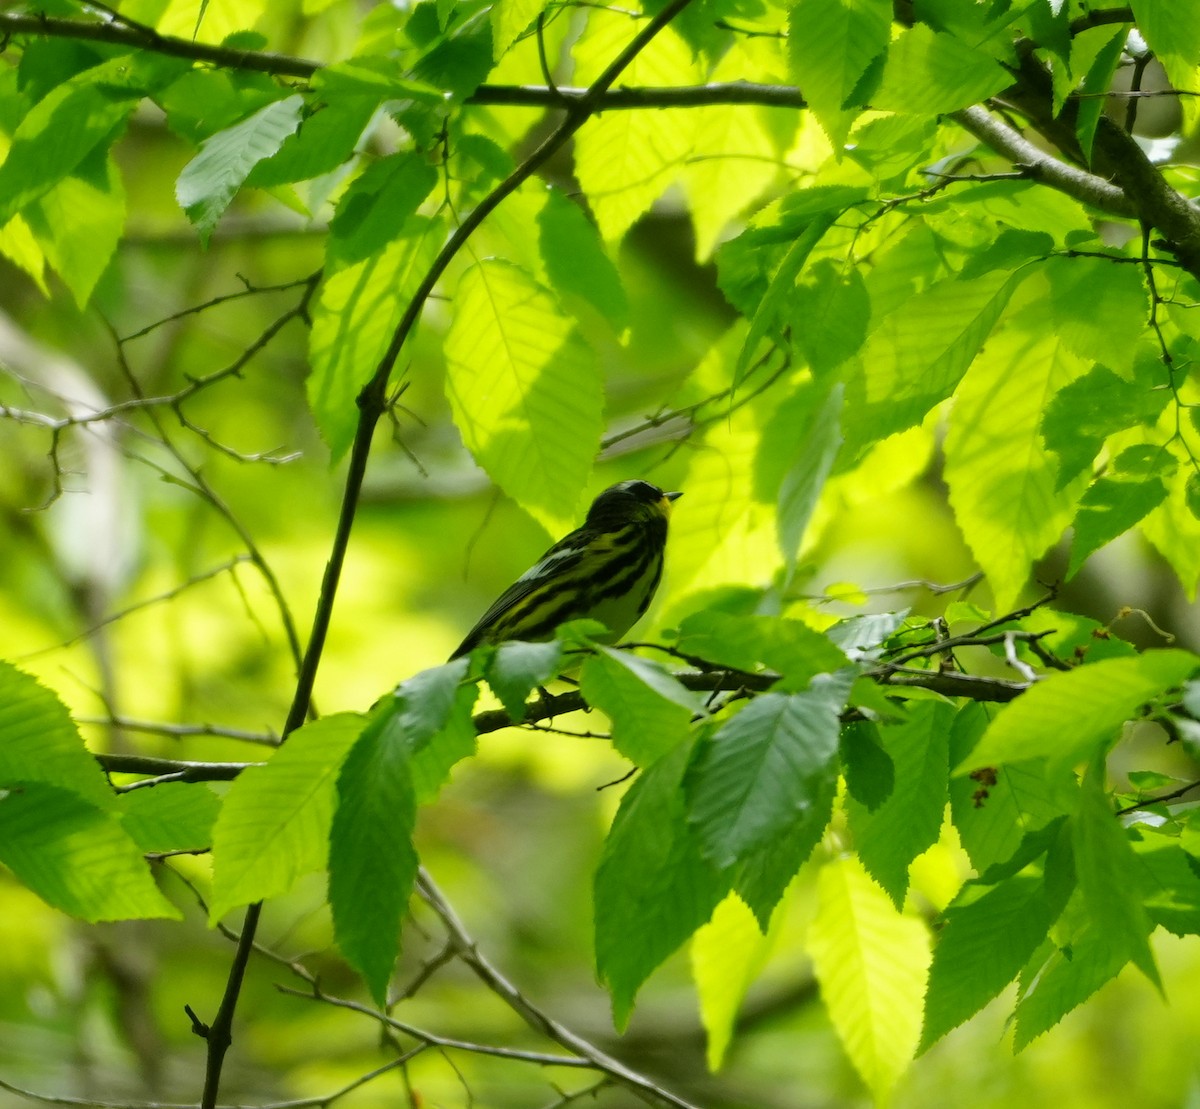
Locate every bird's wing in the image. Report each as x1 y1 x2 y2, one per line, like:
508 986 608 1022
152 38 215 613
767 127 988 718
450 531 589 657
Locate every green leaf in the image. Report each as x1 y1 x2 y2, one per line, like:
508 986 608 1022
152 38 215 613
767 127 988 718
873 24 1010 114
688 675 848 868
691 892 778 1070
595 741 731 1028
807 855 930 1101
209 714 364 921
847 702 954 907
1011 895 1129 1049
1129 0 1200 102
444 259 603 535
777 383 843 585
735 211 838 388
245 95 380 189
308 216 442 458
491 0 548 58
486 640 564 721
579 647 700 765
312 57 445 103
1133 824 1200 937
943 326 1090 611
537 190 629 331
1041 361 1168 489
0 54 179 227
841 720 896 811
0 661 115 811
950 759 1074 874
1043 257 1149 367
919 871 1061 1052
1072 767 1159 987
673 611 848 689
1074 29 1127 159
684 41 792 261
1067 475 1168 578
573 10 699 241
787 0 891 146
792 259 871 376
845 268 1024 455
119 783 221 853
327 153 438 266
25 154 124 309
176 94 304 243
0 783 180 922
734 778 836 926
329 713 420 1005
385 658 471 752
962 651 1198 771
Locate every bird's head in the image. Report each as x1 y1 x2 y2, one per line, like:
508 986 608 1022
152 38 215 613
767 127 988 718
584 479 681 530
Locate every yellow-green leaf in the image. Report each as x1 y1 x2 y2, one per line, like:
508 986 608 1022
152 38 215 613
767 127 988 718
807 855 930 1101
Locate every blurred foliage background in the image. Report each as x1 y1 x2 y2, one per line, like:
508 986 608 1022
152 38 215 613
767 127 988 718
3 0 1200 1107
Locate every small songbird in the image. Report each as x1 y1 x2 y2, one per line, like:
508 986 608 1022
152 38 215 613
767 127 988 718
451 480 681 659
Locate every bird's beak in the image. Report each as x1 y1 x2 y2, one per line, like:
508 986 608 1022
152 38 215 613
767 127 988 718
662 490 682 515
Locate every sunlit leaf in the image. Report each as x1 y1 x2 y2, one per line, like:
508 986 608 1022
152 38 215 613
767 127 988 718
595 741 731 1028
176 94 304 242
807 855 930 1101
209 714 364 922
444 259 602 535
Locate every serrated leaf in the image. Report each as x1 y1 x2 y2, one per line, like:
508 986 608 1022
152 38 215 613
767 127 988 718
0 783 180 922
1073 767 1159 987
685 40 789 260
385 657 471 751
848 701 954 907
491 0 548 58
308 216 442 459
486 639 564 721
734 780 836 926
688 676 848 868
329 714 419 1004
0 661 115 811
840 720 896 811
595 741 731 1028
25 154 124 309
777 383 843 585
1043 257 1149 367
1011 913 1128 1049
246 95 380 189
119 783 221 854
873 24 1010 114
1075 29 1127 159
444 259 602 535
327 153 438 266
1041 361 1168 489
691 892 778 1070
846 268 1023 455
537 190 629 330
673 610 848 690
787 0 891 146
950 758 1073 873
573 10 699 241
579 647 699 766
176 94 304 242
0 55 176 227
792 259 870 375
807 855 930 1101
962 651 1198 772
735 211 838 388
919 872 1059 1051
1133 825 1200 936
1067 475 1168 578
209 714 364 921
943 327 1090 611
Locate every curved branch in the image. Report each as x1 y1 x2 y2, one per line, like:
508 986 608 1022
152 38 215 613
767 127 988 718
951 105 1135 218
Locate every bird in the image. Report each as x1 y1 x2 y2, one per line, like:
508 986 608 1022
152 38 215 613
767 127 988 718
450 479 681 659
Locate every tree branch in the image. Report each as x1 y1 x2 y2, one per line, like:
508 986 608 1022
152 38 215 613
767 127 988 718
951 105 1135 218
